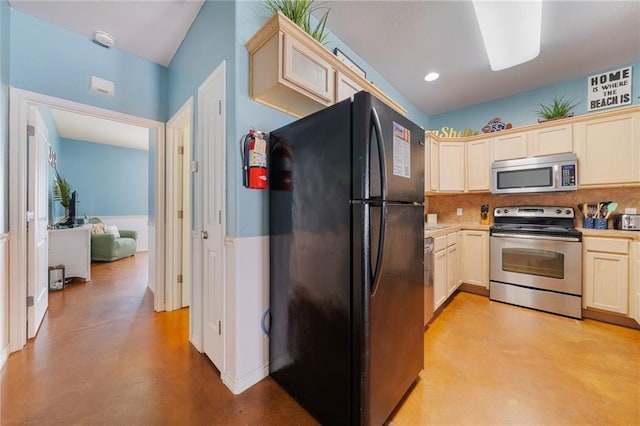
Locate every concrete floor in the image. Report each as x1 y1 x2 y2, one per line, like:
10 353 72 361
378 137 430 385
2 253 639 425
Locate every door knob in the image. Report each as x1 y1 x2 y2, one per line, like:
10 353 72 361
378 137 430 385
201 230 208 239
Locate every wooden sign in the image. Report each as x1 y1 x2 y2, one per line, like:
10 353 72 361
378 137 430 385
588 66 632 111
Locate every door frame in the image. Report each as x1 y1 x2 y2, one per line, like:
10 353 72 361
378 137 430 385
8 87 166 352
165 97 193 311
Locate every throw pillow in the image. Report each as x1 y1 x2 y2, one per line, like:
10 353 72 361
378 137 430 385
92 223 105 234
105 225 120 238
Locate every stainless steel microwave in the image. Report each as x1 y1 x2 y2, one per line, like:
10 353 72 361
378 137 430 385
491 153 578 194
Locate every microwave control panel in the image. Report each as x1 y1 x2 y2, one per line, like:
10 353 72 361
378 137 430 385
561 164 576 187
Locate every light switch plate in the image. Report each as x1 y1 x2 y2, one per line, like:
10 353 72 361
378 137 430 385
456 208 463 216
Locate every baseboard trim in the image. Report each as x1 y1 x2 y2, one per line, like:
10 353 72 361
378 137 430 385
459 283 489 297
190 334 202 353
0 345 9 371
583 309 640 330
222 363 269 395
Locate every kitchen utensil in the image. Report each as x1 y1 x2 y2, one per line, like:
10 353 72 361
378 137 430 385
480 204 489 225
599 201 612 218
605 202 618 219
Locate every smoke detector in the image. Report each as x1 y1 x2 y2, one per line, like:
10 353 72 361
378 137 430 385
93 31 115 48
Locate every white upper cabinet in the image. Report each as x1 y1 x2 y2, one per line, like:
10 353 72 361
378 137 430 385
429 136 440 192
335 71 362 103
529 123 573 156
282 33 335 105
246 12 406 118
438 142 465 191
492 132 528 161
466 139 492 191
574 111 640 186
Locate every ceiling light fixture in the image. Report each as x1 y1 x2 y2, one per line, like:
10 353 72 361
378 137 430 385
472 0 542 71
424 72 440 82
93 31 115 48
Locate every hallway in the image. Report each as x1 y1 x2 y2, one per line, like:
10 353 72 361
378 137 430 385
2 253 639 424
1 254 314 425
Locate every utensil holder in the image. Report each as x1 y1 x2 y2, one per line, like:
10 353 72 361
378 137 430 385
582 218 594 229
594 218 607 229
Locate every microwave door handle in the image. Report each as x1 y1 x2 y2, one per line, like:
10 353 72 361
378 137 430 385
553 164 559 188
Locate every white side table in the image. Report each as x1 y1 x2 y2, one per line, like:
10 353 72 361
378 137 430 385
48 225 91 282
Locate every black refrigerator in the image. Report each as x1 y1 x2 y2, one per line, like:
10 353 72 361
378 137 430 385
269 91 425 425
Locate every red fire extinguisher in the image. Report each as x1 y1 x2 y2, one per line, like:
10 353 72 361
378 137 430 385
241 129 268 189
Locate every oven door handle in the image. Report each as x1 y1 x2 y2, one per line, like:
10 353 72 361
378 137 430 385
491 233 581 242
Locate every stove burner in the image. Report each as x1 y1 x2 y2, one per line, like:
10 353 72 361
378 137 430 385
490 206 582 240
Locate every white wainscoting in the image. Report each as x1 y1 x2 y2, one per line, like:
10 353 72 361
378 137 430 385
147 222 156 294
222 235 270 395
0 233 10 370
99 215 149 252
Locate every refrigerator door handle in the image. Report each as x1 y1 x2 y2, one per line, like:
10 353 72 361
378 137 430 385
370 202 386 296
370 107 387 200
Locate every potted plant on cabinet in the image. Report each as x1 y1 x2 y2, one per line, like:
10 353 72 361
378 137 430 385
535 95 579 122
264 0 330 44
52 170 73 226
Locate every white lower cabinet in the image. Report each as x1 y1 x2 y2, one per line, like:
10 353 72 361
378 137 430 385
583 236 630 315
460 230 489 288
433 231 460 310
433 245 447 310
49 226 92 281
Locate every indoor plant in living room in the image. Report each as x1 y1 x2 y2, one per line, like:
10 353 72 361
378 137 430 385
52 170 73 226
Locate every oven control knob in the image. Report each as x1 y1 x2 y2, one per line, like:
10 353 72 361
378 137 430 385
503 209 509 214
565 209 571 215
555 209 562 214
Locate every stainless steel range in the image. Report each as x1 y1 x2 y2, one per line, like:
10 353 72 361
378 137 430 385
489 206 582 319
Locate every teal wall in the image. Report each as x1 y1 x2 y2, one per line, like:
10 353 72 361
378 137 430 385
58 138 148 217
0 0 9 233
9 9 168 122
429 62 640 133
35 106 65 220
169 1 431 238
168 0 238 233
232 2 430 238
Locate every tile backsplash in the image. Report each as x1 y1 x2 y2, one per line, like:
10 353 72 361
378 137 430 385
426 187 640 227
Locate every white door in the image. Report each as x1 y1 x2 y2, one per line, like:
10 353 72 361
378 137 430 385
180 127 190 308
27 106 49 338
199 62 226 370
166 100 193 312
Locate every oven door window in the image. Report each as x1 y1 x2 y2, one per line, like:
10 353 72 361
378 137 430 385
502 248 564 279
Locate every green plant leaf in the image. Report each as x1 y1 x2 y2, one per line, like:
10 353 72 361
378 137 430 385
264 0 331 44
536 95 579 120
52 170 72 208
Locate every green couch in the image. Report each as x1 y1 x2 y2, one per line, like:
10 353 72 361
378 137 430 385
88 218 138 262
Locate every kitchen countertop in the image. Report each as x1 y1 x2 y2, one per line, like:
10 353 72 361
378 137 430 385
424 223 491 239
425 224 640 241
578 227 640 241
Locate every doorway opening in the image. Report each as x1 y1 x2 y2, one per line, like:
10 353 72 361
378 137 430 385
8 88 167 351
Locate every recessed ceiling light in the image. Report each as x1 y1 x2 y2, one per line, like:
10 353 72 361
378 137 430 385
424 72 440 82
